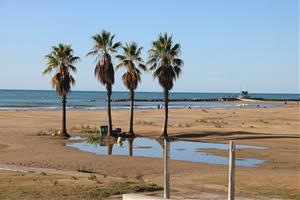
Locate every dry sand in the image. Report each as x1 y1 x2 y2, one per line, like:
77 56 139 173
0 102 299 199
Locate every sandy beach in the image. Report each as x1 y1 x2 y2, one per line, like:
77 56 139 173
0 102 299 199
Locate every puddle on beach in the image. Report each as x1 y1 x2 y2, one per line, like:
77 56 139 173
66 137 266 167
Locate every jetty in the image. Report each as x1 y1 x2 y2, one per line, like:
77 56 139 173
111 97 240 102
111 97 299 102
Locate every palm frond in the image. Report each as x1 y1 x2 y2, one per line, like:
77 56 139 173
172 58 184 67
69 75 76 86
173 65 182 78
116 42 145 91
43 43 79 97
86 49 98 57
149 63 157 71
69 56 80 64
115 62 124 71
88 30 120 87
43 65 54 75
138 63 147 71
116 55 126 60
147 33 183 91
68 65 77 73
111 42 122 52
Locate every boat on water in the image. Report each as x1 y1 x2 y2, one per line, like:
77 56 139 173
238 91 258 102
239 91 250 99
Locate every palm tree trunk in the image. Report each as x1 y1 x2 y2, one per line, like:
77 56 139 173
107 143 113 155
161 89 169 139
128 138 133 156
61 95 70 138
128 89 135 135
106 84 113 136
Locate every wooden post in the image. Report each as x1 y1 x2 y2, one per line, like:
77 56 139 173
228 140 236 200
163 138 170 199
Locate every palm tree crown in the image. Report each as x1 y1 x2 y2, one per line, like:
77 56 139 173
43 43 79 96
87 30 121 86
116 42 146 90
147 33 183 90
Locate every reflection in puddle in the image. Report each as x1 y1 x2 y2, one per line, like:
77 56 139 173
134 145 153 149
66 137 266 167
176 148 186 151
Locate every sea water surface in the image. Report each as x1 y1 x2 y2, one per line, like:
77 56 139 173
66 137 266 167
0 89 298 111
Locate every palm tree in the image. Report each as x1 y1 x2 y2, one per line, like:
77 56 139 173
87 30 121 136
148 33 184 139
43 43 79 138
116 43 146 136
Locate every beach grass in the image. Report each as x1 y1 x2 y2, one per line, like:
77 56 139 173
80 125 100 134
77 166 94 173
0 170 162 200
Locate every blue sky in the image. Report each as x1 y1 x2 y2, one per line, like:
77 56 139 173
0 0 298 93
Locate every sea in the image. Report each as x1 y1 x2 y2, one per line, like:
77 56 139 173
0 89 299 111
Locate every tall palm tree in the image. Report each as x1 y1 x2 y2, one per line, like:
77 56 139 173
87 30 121 137
116 43 146 136
43 43 79 138
148 33 184 139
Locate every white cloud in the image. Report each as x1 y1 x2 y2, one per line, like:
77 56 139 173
211 71 234 77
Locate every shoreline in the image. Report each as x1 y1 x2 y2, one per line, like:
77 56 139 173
0 100 296 112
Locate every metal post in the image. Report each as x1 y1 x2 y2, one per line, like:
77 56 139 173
228 140 236 200
164 138 170 199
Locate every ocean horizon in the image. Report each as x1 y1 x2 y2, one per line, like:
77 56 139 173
0 89 298 111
